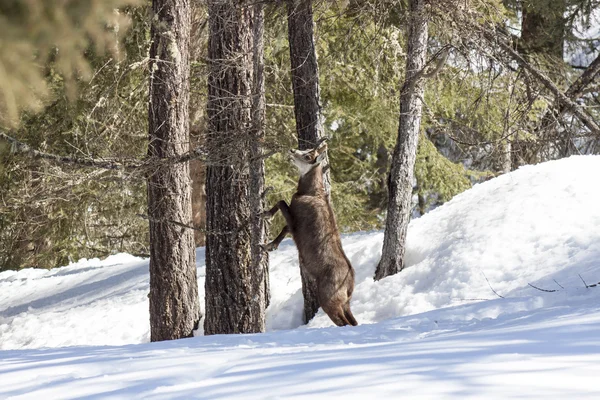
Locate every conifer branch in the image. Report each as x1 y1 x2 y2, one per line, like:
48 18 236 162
0 130 209 172
479 27 600 136
0 131 141 171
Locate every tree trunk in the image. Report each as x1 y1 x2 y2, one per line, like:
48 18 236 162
287 0 329 324
204 0 269 335
250 2 270 310
147 0 200 341
375 0 428 281
189 2 208 248
514 0 566 165
521 0 565 61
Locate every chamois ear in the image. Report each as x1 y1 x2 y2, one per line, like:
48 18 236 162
316 139 328 151
315 150 327 164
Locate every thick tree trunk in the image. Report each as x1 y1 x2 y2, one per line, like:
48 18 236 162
147 0 200 341
287 0 329 324
375 0 428 281
204 0 268 335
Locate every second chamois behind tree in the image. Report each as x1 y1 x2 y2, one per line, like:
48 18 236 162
261 141 358 327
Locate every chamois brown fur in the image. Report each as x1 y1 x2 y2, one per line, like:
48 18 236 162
262 144 358 327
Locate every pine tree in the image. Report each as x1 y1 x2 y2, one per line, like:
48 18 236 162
375 0 429 280
286 0 330 324
147 0 201 341
204 0 269 335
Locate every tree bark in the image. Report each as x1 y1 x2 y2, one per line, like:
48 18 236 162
148 0 200 341
204 0 269 335
375 0 428 281
287 0 329 324
189 2 208 247
250 1 270 310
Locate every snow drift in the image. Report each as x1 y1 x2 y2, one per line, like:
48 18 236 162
1 156 600 399
1 155 599 350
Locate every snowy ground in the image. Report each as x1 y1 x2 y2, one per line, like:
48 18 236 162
1 156 600 398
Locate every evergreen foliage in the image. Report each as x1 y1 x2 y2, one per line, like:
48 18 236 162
0 0 598 271
0 6 149 270
0 0 140 127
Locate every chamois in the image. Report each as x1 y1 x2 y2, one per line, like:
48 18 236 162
261 141 358 327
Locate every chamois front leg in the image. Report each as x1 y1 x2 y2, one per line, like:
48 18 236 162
261 225 290 252
260 200 293 227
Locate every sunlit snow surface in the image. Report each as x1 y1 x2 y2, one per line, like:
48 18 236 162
1 156 600 399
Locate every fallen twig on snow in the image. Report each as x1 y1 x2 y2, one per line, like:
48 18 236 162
528 283 557 293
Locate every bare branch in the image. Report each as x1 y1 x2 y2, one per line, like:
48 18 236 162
0 131 142 171
553 279 565 289
528 283 557 292
137 214 233 235
579 273 589 288
565 53 600 99
481 270 504 299
422 45 451 79
535 53 600 142
1 130 210 172
479 27 600 136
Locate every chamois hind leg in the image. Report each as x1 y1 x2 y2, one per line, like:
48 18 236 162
343 302 358 326
321 302 351 327
262 225 290 252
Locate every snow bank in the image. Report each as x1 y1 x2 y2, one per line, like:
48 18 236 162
286 155 600 328
1 156 600 351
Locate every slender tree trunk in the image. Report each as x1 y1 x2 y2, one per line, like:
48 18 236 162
250 2 270 310
204 0 268 335
148 0 200 341
189 3 208 247
287 0 329 324
375 0 428 281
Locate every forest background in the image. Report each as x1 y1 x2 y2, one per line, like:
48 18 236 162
0 0 598 272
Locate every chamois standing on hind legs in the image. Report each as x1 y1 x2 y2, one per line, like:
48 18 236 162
261 141 358 327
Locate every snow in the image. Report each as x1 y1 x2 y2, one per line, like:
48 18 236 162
2 155 600 398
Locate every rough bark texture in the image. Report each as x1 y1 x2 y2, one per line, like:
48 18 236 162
375 0 428 281
204 0 268 335
287 0 329 324
189 3 208 247
250 2 270 310
148 0 200 342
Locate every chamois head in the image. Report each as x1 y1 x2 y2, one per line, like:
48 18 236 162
289 140 328 176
